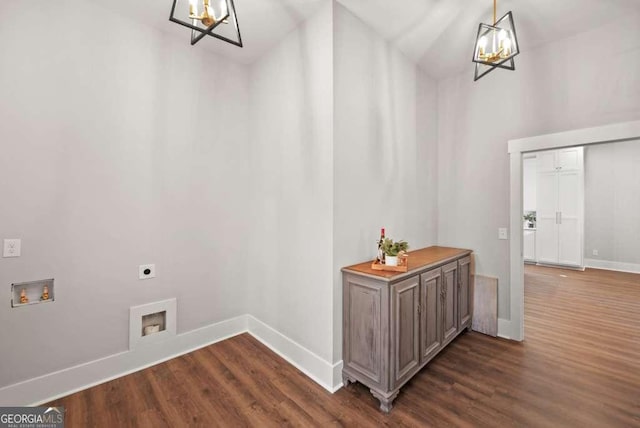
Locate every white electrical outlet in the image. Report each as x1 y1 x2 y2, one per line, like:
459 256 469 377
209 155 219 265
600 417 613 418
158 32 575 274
139 264 156 280
3 239 21 258
498 228 508 240
592 249 599 256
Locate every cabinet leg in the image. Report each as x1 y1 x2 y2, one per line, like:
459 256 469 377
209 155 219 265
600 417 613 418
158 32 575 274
370 389 399 413
342 372 357 386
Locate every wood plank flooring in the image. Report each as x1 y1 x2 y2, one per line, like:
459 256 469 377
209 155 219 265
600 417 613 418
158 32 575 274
47 266 640 427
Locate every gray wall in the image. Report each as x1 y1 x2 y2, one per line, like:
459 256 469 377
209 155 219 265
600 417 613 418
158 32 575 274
0 0 251 388
247 2 334 363
437 12 640 320
246 2 440 367
585 141 640 265
333 4 439 362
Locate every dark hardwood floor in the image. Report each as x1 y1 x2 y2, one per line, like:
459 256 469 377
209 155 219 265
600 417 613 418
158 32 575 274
47 266 640 427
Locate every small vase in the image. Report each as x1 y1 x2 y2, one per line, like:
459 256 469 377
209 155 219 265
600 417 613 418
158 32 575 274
386 256 399 266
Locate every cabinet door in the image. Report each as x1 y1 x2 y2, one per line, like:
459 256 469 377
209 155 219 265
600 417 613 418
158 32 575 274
442 262 458 344
420 269 442 364
536 171 559 264
343 275 386 390
558 170 583 266
523 230 536 261
557 148 583 172
391 276 420 387
457 256 472 331
537 148 582 172
536 150 557 173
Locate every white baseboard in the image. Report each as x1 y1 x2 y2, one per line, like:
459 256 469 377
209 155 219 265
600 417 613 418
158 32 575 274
332 360 344 393
584 258 640 275
497 318 512 340
246 315 342 393
0 314 342 406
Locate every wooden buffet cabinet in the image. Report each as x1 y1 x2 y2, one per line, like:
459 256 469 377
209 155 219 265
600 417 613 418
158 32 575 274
341 246 473 412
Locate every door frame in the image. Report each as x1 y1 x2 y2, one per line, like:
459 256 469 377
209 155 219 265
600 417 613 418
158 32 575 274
507 120 640 341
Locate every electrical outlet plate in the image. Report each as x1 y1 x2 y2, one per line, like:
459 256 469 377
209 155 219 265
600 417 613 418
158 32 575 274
592 249 599 256
139 264 156 280
3 239 21 258
498 228 508 240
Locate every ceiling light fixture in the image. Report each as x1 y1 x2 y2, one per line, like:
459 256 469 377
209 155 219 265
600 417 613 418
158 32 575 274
472 0 519 81
169 0 243 47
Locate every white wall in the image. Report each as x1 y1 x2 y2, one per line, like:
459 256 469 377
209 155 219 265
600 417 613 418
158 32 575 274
437 13 640 320
0 0 251 389
332 4 439 362
585 140 640 266
247 2 334 364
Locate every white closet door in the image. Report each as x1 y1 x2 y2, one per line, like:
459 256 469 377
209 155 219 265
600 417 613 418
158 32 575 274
558 170 583 266
536 172 559 264
557 148 582 171
536 151 557 173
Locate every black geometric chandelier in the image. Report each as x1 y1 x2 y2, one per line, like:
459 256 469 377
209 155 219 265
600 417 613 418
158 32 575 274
169 0 243 47
472 0 519 81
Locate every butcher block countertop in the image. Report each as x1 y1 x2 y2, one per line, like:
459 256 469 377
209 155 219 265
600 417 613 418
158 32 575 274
341 246 472 283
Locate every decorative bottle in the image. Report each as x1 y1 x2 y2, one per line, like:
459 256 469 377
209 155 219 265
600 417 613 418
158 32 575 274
377 228 386 264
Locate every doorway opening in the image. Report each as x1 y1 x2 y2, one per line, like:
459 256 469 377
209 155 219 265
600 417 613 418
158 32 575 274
508 120 640 341
521 139 640 350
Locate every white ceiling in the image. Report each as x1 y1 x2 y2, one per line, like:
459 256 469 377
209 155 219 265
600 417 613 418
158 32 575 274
338 0 640 79
90 0 640 78
89 0 326 65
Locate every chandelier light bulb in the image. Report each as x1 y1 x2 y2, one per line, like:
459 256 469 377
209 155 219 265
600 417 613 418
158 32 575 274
503 38 512 56
477 36 487 56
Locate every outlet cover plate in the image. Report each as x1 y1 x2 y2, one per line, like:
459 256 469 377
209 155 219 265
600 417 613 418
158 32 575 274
498 228 509 240
3 239 21 257
139 264 156 280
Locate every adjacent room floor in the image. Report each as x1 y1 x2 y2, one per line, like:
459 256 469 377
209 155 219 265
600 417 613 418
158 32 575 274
48 265 640 427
